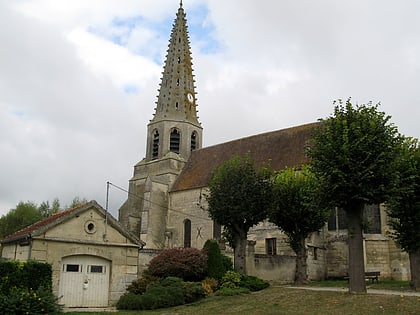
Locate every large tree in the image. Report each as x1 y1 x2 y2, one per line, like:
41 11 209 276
207 154 272 274
386 137 420 291
308 99 401 293
268 165 330 284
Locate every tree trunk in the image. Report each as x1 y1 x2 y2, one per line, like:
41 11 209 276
409 250 420 291
233 233 247 274
346 204 366 293
294 237 309 285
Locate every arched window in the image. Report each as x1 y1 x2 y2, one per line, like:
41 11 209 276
184 219 191 248
170 129 180 154
152 130 159 159
191 131 197 151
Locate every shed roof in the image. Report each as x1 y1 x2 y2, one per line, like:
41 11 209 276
1 200 144 246
171 122 320 192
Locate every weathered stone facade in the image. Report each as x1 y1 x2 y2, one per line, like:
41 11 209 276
119 3 411 284
1 201 143 307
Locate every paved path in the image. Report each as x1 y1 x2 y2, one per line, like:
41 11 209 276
286 285 420 297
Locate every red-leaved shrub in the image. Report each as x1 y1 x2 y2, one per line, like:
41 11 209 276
147 248 208 281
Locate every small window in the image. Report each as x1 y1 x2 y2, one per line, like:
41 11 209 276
313 247 318 260
89 265 105 273
266 238 277 255
65 264 81 272
184 219 191 248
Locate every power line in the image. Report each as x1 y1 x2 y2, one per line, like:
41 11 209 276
107 181 213 222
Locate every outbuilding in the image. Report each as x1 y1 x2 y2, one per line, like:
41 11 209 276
0 200 144 308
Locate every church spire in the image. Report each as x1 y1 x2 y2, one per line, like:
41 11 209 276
145 4 202 162
151 1 199 126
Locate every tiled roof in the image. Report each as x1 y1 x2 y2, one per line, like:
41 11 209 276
1 200 145 246
1 203 85 243
171 122 320 192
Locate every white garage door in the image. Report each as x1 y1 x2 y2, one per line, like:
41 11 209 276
59 255 110 307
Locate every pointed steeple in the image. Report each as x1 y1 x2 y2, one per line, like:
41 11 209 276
145 3 203 162
151 2 199 125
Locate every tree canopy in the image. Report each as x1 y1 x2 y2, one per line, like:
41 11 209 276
0 197 87 239
268 165 330 284
207 154 272 273
308 99 402 293
386 137 420 290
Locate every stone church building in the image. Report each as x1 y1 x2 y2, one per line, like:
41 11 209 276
118 3 410 282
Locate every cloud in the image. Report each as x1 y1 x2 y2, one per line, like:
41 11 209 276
1 0 420 218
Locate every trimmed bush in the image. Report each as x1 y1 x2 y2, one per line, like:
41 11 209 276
126 272 160 295
117 276 205 310
240 274 269 291
148 248 207 281
220 270 242 289
201 277 219 296
203 240 232 280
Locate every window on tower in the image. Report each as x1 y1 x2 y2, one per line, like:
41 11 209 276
184 219 191 248
170 129 180 154
152 130 159 159
191 131 197 151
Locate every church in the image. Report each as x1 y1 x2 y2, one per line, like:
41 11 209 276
118 2 410 282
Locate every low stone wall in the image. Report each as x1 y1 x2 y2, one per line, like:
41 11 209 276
249 254 296 283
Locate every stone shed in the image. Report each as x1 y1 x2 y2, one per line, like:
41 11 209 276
0 200 144 308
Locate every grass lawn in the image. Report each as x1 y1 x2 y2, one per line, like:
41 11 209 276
308 279 414 291
65 284 420 315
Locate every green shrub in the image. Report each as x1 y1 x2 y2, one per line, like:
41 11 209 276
0 260 61 314
148 248 208 281
117 276 205 310
203 240 230 280
0 286 62 315
220 270 242 289
126 272 160 295
240 274 269 291
182 281 206 303
0 260 52 295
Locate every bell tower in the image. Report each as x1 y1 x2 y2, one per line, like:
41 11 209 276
119 2 202 249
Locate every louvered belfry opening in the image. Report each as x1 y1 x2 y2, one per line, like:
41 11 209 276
170 129 180 154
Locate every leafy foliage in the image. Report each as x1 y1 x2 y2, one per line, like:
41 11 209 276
269 165 329 254
239 274 270 291
308 99 401 209
386 137 420 253
0 202 43 239
220 270 242 289
201 277 219 296
0 197 87 239
117 277 205 310
207 154 272 272
0 260 61 314
308 99 402 293
203 240 232 280
0 260 52 295
147 247 207 281
126 272 161 295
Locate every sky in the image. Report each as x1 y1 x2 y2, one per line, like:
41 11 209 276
1 0 419 218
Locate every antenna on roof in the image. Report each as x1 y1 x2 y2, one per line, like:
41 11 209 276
103 181 110 241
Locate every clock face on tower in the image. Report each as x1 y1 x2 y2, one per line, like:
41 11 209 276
187 92 194 103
